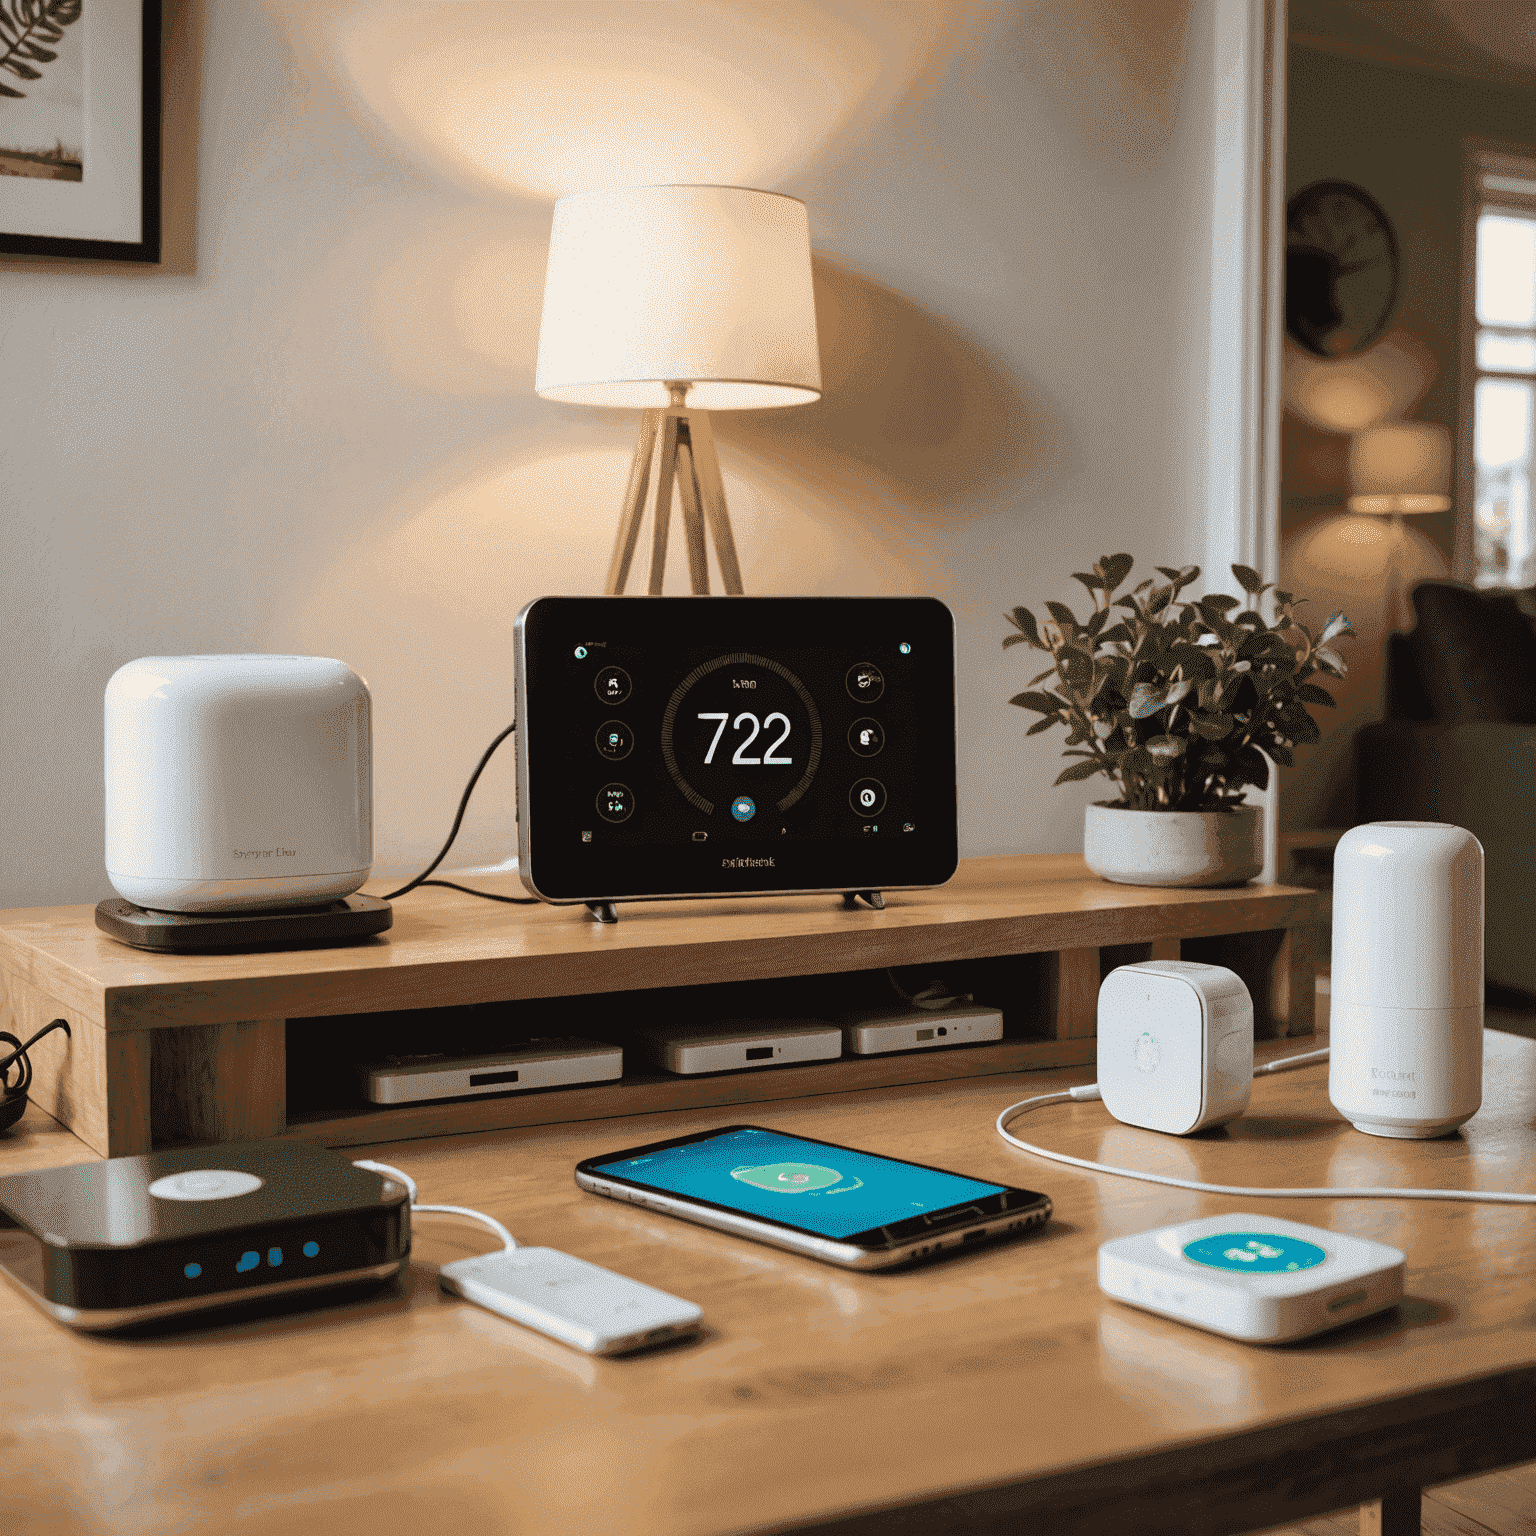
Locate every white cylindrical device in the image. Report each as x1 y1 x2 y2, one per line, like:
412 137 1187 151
1330 822 1483 1139
105 655 372 914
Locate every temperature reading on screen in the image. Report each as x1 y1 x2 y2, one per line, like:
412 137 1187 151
698 712 793 766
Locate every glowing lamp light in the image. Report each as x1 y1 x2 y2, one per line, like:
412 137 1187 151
536 185 823 595
536 185 821 410
1347 422 1453 515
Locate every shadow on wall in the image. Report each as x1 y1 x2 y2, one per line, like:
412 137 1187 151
994 0 1193 167
1278 512 1448 830
718 258 1050 519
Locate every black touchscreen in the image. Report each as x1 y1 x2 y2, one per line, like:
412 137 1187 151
514 597 957 903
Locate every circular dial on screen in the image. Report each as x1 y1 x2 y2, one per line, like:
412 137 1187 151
661 653 823 817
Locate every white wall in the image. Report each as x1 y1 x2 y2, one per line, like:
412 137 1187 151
0 0 1252 908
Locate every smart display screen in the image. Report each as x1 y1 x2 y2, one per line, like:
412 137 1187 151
591 1126 1006 1240
514 597 958 900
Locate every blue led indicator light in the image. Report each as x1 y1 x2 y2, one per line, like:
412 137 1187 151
731 796 756 822
236 1251 260 1273
303 1241 319 1258
574 646 587 659
184 1262 202 1280
267 1247 283 1267
1182 1232 1327 1274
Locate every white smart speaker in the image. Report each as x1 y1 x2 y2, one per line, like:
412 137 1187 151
1330 822 1483 1139
105 655 372 914
1096 961 1254 1136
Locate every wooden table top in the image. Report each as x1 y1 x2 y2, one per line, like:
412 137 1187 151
0 854 1313 1030
3 1029 1534 1535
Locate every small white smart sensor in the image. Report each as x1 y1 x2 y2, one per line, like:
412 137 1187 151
1098 1214 1406 1343
1096 961 1253 1136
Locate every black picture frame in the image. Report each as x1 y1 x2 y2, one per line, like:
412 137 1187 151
0 0 161 263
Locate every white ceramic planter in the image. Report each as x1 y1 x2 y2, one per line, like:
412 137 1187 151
1083 802 1263 888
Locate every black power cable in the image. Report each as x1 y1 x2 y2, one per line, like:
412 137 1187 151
383 721 539 907
0 1018 72 1134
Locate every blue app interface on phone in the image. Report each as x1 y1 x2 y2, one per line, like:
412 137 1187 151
603 1128 1006 1239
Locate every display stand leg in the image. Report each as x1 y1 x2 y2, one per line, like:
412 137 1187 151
586 901 619 925
842 891 885 912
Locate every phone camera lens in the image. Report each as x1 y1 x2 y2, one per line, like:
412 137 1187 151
936 1026 947 1037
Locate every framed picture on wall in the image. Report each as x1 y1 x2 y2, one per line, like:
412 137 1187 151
0 0 160 262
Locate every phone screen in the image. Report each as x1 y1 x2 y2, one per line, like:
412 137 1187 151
592 1126 1008 1240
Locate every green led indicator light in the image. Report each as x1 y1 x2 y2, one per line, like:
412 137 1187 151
898 642 912 654
574 645 588 659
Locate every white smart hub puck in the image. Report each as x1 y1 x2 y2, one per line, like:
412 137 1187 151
1098 1214 1405 1343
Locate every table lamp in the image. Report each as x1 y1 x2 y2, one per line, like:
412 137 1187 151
535 184 822 595
1347 421 1453 629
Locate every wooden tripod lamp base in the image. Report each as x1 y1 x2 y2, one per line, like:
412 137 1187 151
606 390 743 596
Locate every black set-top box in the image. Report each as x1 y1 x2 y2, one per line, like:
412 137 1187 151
0 1140 410 1330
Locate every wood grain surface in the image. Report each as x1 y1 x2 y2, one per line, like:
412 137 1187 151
2 1029 1534 1536
0 854 1316 1032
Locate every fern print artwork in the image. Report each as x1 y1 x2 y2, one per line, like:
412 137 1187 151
0 0 84 182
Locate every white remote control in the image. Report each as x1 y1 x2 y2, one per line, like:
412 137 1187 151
438 1247 703 1355
1098 1214 1406 1343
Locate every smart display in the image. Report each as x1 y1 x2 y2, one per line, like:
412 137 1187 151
514 597 958 904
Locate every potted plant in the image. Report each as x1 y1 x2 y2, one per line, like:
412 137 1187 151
1003 556 1352 886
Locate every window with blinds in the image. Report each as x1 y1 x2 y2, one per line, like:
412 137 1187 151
1468 152 1536 587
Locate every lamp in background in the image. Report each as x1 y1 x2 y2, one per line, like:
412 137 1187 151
535 184 822 595
1347 420 1453 629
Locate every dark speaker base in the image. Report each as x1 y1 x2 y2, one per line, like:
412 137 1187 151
94 895 392 954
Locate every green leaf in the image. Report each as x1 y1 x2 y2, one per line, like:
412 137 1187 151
1053 760 1106 786
1026 716 1059 736
1314 647 1348 677
1200 594 1241 617
1231 745 1270 791
1007 606 1042 647
1129 682 1164 719
1096 621 1134 646
1009 690 1063 715
1145 734 1186 759
1002 633 1031 649
1028 666 1056 685
1085 607 1109 638
1099 553 1134 590
1058 649 1092 691
1319 611 1355 646
1045 600 1079 630
1167 644 1216 680
1232 564 1266 595
1166 678 1194 706
1190 714 1235 739
1296 682 1336 707
1267 742 1295 767
1072 571 1104 594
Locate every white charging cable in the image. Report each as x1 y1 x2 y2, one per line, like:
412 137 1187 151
994 1047 1536 1206
353 1159 518 1250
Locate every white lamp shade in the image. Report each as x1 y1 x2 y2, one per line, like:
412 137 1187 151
1347 421 1453 514
536 185 822 411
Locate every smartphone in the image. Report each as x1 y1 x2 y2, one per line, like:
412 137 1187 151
574 1124 1051 1270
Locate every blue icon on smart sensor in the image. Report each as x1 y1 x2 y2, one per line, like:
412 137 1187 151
236 1251 260 1273
184 1262 202 1280
731 796 756 822
268 1247 283 1267
303 1241 320 1258
1182 1232 1327 1273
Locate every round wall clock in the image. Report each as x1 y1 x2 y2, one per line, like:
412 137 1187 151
1285 181 1400 357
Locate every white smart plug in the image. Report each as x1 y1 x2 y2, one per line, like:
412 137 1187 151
1096 961 1254 1135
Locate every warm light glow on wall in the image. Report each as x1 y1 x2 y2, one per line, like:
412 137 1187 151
1283 330 1437 433
322 1 960 201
